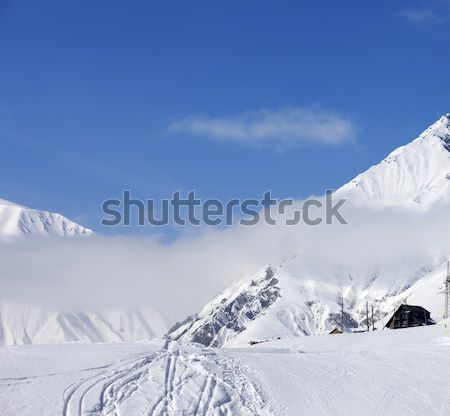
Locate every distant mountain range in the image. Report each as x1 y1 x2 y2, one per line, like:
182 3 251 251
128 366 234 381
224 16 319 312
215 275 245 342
2 115 450 346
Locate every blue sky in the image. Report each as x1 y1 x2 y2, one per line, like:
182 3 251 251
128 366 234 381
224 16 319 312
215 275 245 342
1 0 450 233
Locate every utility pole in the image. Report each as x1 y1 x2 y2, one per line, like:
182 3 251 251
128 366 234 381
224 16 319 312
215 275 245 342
444 261 450 322
371 305 375 331
366 301 369 333
341 295 344 333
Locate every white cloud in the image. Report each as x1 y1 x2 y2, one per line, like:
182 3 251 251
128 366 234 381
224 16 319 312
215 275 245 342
399 8 441 24
1 201 450 326
399 1 450 25
168 107 355 148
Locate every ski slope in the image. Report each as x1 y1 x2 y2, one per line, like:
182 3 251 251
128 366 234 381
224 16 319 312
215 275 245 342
0 324 449 415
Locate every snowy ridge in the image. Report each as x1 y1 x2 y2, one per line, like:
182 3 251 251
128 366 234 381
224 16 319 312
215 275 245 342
169 266 282 347
336 114 450 208
0 198 93 239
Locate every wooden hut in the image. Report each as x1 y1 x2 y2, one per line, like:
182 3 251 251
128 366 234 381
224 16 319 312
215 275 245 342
384 304 435 329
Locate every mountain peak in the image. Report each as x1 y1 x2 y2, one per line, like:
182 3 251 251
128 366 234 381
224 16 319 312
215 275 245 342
0 197 93 239
336 115 450 208
423 113 450 139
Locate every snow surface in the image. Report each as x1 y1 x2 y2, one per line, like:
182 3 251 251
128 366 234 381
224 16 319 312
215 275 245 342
1 324 449 415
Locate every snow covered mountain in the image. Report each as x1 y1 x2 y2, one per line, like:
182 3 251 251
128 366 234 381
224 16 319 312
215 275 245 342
0 198 92 239
168 258 446 346
168 263 348 347
336 114 450 208
169 115 450 346
169 266 284 347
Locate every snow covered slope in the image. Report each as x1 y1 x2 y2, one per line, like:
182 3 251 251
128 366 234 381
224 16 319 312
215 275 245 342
336 114 450 208
0 303 168 345
377 262 449 328
0 198 92 239
169 266 284 347
170 115 450 346
169 263 358 346
169 259 442 346
1 325 449 416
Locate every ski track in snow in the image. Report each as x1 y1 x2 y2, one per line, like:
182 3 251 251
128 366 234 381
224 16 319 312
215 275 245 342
62 353 155 416
60 341 270 416
1 326 450 415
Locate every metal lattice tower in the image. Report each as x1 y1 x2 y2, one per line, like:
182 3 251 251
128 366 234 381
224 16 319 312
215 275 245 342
445 261 450 321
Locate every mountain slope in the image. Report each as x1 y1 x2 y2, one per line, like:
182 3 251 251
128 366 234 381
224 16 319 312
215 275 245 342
169 115 450 346
0 198 93 239
336 114 450 208
169 266 283 347
169 258 447 347
0 304 168 345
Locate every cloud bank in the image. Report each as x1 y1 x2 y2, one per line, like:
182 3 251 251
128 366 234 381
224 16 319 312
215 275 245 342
168 107 355 148
1 200 450 325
